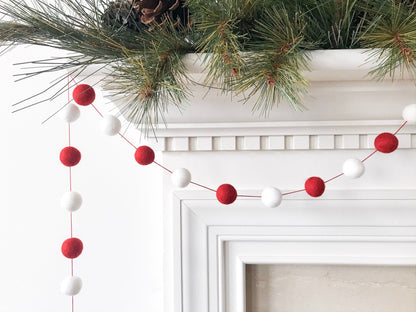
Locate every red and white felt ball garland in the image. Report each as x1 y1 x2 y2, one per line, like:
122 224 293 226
71 81 415 210
54 78 414 309
57 82 97 308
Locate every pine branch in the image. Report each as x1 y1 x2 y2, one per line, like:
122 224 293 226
104 19 191 132
235 5 311 114
192 5 244 88
363 1 416 79
0 0 143 61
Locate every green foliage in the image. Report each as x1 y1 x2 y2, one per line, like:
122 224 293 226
0 0 415 129
363 0 416 79
106 19 191 132
189 0 257 87
235 5 311 113
300 0 370 49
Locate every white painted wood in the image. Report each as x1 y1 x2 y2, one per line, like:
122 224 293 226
242 136 260 150
268 136 285 150
292 135 310 150
219 136 236 151
315 134 335 149
342 134 360 149
397 134 412 149
180 50 412 83
159 49 416 312
193 137 213 151
171 189 416 312
171 137 189 151
152 121 416 151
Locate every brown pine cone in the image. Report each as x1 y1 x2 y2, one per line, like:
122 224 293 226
129 0 180 24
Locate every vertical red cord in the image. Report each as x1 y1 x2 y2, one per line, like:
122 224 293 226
67 75 75 311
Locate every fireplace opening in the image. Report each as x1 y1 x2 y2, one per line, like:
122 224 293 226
246 264 416 312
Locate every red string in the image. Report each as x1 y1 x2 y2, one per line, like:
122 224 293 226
68 124 71 146
324 173 344 184
69 167 72 191
189 181 216 192
91 104 103 118
238 194 261 198
118 133 137 149
70 212 73 237
394 121 407 135
68 77 410 203
70 82 137 150
282 189 306 196
153 161 173 173
67 76 70 102
67 75 75 312
362 150 377 162
69 75 79 86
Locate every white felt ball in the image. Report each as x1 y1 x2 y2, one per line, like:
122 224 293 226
59 104 80 123
100 115 121 136
342 158 365 178
261 187 282 208
60 276 82 296
402 104 416 124
171 168 192 188
60 191 83 212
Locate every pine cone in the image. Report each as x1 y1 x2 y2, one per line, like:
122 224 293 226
130 0 180 24
102 0 144 31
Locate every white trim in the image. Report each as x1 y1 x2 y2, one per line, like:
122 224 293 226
171 189 416 312
149 120 416 151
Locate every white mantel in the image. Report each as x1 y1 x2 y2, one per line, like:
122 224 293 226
143 50 416 152
151 50 416 312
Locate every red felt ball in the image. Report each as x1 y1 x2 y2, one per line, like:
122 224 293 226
73 84 95 106
216 184 238 205
134 145 155 165
61 238 83 259
374 132 398 153
60 146 81 167
305 177 325 197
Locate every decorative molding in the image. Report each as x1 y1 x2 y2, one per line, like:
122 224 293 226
149 120 416 152
171 189 416 312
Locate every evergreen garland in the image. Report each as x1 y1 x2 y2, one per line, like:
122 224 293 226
0 0 415 130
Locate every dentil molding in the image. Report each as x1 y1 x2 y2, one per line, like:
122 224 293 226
148 120 416 152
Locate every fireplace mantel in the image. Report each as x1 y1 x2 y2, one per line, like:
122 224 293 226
142 50 416 151
143 49 416 312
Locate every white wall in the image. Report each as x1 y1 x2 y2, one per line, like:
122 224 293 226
2 46 416 312
0 46 165 311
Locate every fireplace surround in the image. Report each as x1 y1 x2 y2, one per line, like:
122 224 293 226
146 50 416 312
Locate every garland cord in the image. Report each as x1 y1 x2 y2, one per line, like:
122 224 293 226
74 77 408 199
67 75 75 312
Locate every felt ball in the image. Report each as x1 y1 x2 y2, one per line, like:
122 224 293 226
134 146 155 165
342 158 365 179
402 104 416 124
171 168 192 188
305 177 325 197
261 187 282 208
60 191 82 212
100 115 121 136
60 147 81 167
374 132 398 153
73 84 95 106
216 184 237 205
61 238 83 259
59 104 80 123
60 276 82 296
